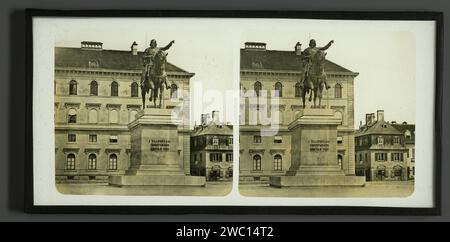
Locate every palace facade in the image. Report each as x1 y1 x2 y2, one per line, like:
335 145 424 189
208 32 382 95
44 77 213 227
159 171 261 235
239 42 359 182
54 41 194 183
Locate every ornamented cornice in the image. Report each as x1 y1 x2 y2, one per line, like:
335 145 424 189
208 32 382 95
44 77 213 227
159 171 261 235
64 102 81 109
105 148 121 154
84 148 101 154
62 148 80 154
249 149 266 155
126 104 142 110
270 149 286 155
106 104 122 109
85 103 102 109
55 68 194 79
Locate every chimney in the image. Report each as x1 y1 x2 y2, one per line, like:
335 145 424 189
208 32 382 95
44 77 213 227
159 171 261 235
212 110 220 122
201 113 211 125
365 113 371 125
377 110 384 121
295 42 302 55
81 41 103 50
130 41 138 55
244 42 266 51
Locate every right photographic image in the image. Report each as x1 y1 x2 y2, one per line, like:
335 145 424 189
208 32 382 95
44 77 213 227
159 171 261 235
239 27 417 197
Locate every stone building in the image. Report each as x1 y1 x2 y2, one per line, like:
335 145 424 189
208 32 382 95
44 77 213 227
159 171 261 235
190 111 233 181
239 42 359 182
355 110 410 181
392 122 416 180
54 41 194 183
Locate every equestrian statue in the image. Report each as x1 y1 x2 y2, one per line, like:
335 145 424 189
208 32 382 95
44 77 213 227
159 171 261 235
299 39 333 109
141 39 175 108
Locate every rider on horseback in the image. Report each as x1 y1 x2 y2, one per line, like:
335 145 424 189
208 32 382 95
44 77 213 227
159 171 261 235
301 39 333 92
141 39 175 90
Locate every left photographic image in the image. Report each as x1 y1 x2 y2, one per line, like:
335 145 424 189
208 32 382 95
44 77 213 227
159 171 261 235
53 19 236 196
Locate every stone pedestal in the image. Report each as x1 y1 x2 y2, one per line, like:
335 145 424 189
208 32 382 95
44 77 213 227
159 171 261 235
269 109 365 187
109 109 205 186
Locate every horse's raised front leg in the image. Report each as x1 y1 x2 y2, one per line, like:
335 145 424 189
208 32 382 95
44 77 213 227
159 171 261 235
159 88 163 108
302 89 306 109
313 90 317 109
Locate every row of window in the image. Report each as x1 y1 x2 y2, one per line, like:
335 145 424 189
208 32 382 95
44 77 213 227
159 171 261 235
67 108 138 124
67 134 118 144
251 81 343 99
192 136 233 148
253 135 283 144
374 152 405 162
68 80 179 98
66 153 118 170
252 154 283 171
251 136 343 144
357 135 402 146
193 153 233 162
377 136 400 145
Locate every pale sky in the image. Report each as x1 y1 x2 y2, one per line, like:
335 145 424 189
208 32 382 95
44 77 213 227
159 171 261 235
51 18 432 126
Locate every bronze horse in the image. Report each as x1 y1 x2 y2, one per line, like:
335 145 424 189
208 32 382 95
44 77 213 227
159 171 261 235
300 50 328 109
141 50 171 108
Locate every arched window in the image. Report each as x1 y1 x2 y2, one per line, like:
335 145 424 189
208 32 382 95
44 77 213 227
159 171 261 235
88 154 97 170
334 83 342 99
66 154 75 170
68 109 77 123
337 154 343 170
69 80 77 95
170 84 178 99
129 110 138 122
254 81 262 97
109 154 118 170
273 154 282 171
131 82 139 97
111 81 118 96
88 109 98 123
90 81 98 96
109 109 119 124
393 165 403 178
253 154 262 171
274 82 282 97
295 82 302 97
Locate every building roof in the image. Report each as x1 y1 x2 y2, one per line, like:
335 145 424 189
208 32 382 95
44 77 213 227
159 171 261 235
356 120 403 137
55 47 191 74
240 48 355 73
191 120 233 137
392 123 416 143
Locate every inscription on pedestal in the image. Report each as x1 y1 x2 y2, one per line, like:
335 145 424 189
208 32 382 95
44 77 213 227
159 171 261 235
309 140 330 152
149 139 171 152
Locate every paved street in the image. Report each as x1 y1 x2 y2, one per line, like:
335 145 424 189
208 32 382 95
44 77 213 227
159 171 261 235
239 181 414 197
57 181 414 197
56 181 232 196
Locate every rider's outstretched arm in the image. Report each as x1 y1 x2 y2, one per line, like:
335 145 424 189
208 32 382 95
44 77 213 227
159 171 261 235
319 40 334 51
161 40 175 51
